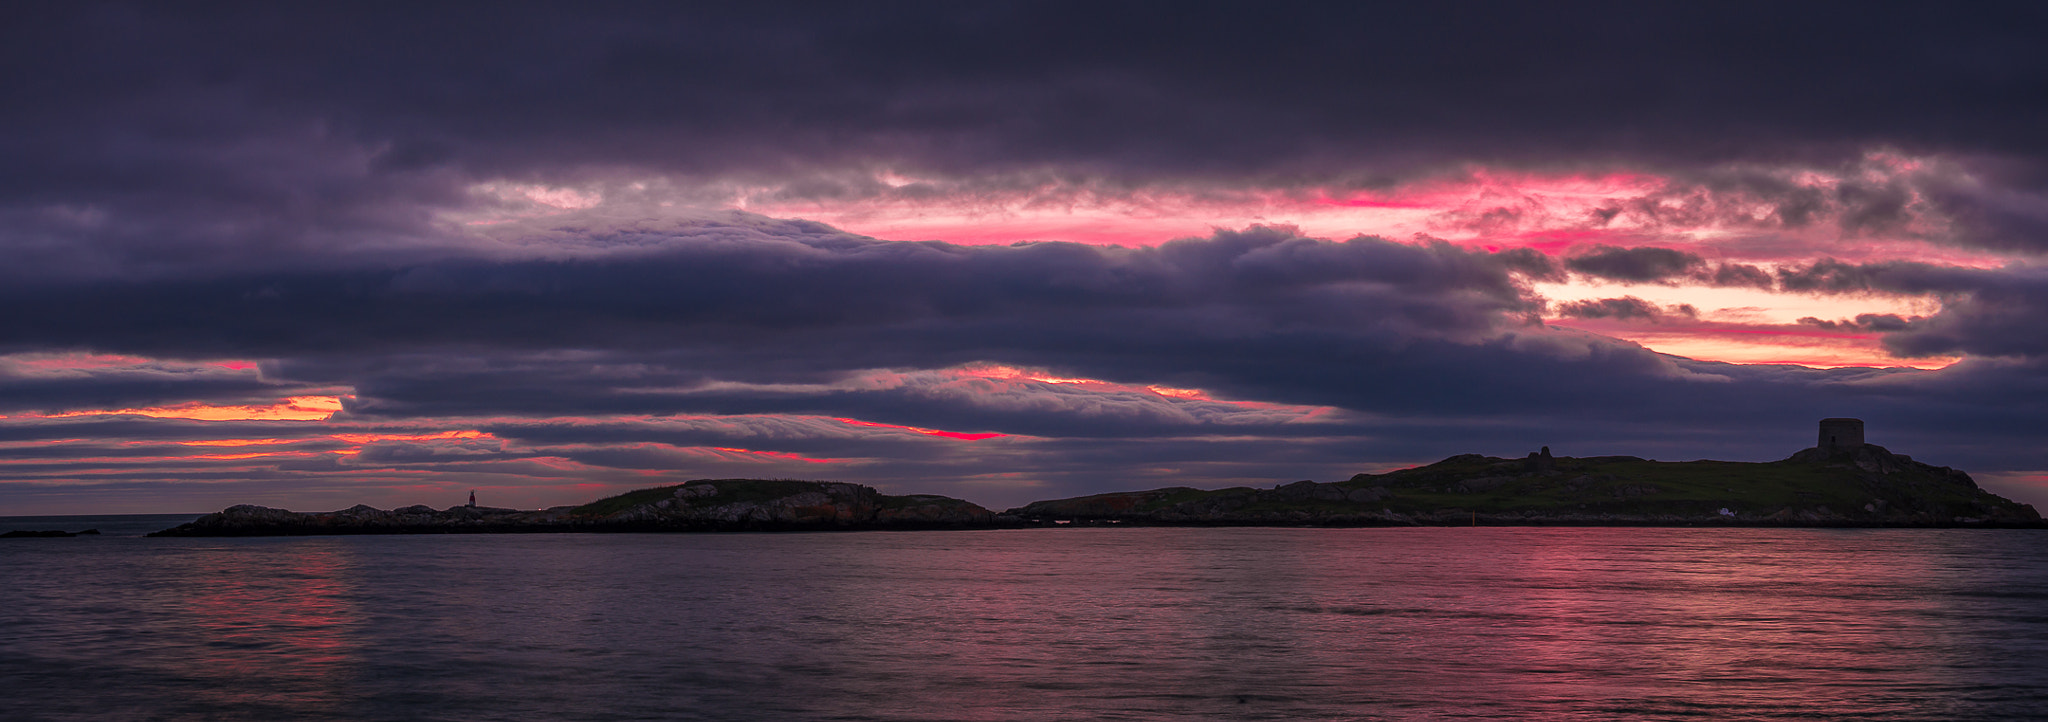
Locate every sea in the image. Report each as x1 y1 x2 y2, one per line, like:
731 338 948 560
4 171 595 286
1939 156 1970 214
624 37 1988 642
2 516 2046 720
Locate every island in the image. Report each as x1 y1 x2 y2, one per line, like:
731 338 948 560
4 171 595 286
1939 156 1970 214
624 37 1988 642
149 479 996 536
150 419 2044 536
1010 420 2042 528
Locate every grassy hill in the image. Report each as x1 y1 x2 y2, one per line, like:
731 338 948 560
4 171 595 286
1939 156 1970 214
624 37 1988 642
1007 445 2041 527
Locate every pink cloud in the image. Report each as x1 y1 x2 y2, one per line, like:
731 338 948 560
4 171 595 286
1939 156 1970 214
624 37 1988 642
1545 316 1958 369
833 417 1006 441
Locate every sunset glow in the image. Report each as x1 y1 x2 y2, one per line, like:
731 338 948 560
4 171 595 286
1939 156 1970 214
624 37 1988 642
328 430 494 445
35 396 345 422
5 3 2044 516
834 418 1008 441
741 171 1671 249
1544 319 1960 370
721 161 1995 371
12 10 2048 722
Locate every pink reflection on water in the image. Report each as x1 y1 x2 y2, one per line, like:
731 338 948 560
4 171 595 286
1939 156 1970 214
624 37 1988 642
164 541 361 713
803 527 2009 718
49 526 2034 718
1278 528 1968 717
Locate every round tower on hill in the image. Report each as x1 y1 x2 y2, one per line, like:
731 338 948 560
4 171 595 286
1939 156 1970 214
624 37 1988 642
1818 418 1864 450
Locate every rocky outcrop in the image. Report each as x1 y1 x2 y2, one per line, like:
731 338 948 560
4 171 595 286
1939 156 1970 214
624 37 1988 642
150 480 999 536
1786 442 1955 478
1005 446 2043 528
583 480 996 528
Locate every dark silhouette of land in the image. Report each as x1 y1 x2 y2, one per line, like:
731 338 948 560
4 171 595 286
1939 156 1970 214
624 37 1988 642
149 479 994 536
1006 442 2039 528
149 420 2044 536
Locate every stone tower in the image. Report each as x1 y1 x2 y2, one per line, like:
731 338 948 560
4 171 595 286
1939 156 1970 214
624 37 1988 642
1818 418 1864 450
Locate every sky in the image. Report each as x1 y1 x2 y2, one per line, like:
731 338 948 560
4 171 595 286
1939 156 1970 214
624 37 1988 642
3 2 2047 515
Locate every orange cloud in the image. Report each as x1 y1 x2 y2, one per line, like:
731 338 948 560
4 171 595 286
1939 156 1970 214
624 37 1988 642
34 396 345 422
329 429 492 444
834 417 1007 441
947 364 1334 414
188 451 320 461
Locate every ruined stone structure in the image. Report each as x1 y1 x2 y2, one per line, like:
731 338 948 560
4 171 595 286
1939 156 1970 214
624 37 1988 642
1818 418 1865 450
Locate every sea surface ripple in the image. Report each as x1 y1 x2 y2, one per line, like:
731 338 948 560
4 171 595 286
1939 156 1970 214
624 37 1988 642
2 524 2045 720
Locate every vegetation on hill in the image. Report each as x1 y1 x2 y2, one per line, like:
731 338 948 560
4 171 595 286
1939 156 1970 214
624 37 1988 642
570 479 829 517
153 479 997 536
1007 445 2040 526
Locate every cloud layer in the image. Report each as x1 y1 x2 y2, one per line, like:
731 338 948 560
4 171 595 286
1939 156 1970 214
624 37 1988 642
3 4 2046 513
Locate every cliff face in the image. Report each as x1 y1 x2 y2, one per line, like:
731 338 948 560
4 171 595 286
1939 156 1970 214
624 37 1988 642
149 480 997 537
1007 445 2042 527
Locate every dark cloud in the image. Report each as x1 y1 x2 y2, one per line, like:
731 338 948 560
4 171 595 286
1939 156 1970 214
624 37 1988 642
1565 246 1704 282
1796 314 1925 332
1921 173 2048 252
0 221 1677 447
1774 259 2048 359
5 215 2044 511
1883 278 2048 359
1550 244 1775 290
0 417 433 444
6 4 2048 513
1777 259 1939 294
1491 247 1566 282
1605 163 1932 236
1555 297 1698 323
4 3 2048 279
1709 264 1776 289
0 222 1544 361
0 371 290 414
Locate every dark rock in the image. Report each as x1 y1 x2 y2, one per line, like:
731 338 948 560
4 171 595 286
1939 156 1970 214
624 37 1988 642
1788 443 1914 476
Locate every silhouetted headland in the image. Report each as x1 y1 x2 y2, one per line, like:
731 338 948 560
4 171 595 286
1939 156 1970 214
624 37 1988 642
149 479 995 537
151 420 2044 536
1009 420 2041 528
